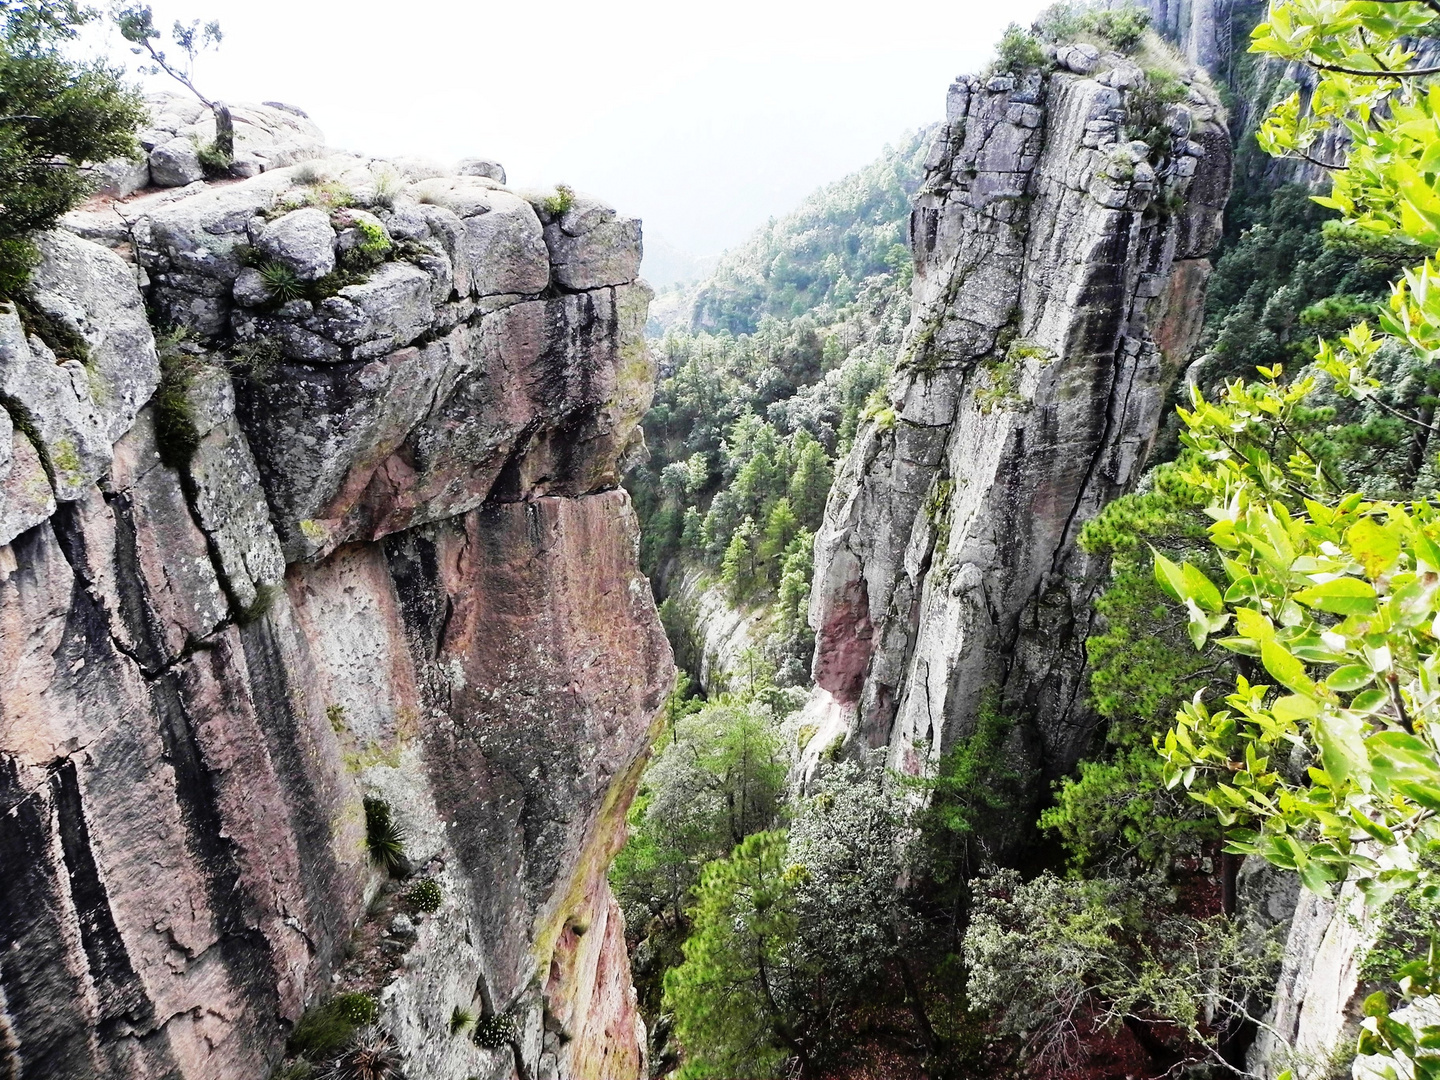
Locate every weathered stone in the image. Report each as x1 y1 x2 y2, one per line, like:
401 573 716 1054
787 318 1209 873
409 179 550 296
457 158 506 183
27 229 161 445
0 408 54 545
232 267 272 308
92 154 151 197
254 207 337 281
1 93 664 1080
0 307 111 501
541 193 643 291
149 137 205 187
807 63 1231 792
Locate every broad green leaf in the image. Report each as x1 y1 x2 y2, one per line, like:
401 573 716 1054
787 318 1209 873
1326 665 1374 691
1348 518 1403 578
1153 549 1186 603
1293 576 1378 615
1235 606 1276 642
1262 639 1318 697
1316 709 1367 785
1182 563 1224 613
1274 694 1320 721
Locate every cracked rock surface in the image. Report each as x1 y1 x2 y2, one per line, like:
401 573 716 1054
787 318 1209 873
0 105 669 1080
803 62 1231 802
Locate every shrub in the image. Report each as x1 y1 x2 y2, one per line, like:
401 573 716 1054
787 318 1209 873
363 797 407 877
196 139 232 177
541 183 575 216
0 6 147 296
1033 2 1151 52
288 999 357 1059
473 1012 517 1049
151 329 211 466
334 992 377 1026
987 24 1050 77
449 1006 474 1035
403 877 442 913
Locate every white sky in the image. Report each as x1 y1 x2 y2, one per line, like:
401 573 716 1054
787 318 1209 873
87 0 1051 256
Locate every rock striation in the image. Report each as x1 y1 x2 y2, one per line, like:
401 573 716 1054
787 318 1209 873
803 56 1230 786
0 102 670 1080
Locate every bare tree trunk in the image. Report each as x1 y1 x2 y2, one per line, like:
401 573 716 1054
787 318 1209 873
213 103 234 159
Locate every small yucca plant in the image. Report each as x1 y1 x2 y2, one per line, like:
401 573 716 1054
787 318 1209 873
259 261 303 303
323 1025 400 1080
363 798 407 877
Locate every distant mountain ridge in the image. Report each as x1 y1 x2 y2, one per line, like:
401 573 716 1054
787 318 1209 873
648 127 936 338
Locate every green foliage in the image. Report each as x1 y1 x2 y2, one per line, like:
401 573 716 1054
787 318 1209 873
0 3 146 295
908 691 1030 893
362 797 406 877
448 1006 474 1035
965 868 1281 1074
151 328 210 467
662 830 800 1079
611 691 788 934
334 993 377 1026
473 1012 517 1049
540 183 574 217
288 997 361 1059
195 138 231 177
338 217 392 273
1033 2 1151 51
403 877 441 913
259 261 304 304
987 23 1050 77
687 129 930 333
1150 7 1440 1070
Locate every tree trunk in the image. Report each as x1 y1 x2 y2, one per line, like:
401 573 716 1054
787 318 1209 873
213 103 234 159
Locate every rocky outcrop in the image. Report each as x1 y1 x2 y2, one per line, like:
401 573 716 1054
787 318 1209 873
805 57 1230 783
0 112 670 1080
663 564 771 694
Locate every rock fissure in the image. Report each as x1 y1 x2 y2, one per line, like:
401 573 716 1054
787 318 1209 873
1 95 668 1080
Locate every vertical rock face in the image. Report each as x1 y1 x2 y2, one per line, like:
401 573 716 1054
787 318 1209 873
805 57 1230 783
0 112 671 1080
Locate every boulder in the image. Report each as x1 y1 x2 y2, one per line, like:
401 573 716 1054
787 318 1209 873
457 158 506 184
92 154 151 197
254 207 337 281
26 229 161 445
0 307 111 501
149 137 205 187
539 193 643 291
0 407 55 546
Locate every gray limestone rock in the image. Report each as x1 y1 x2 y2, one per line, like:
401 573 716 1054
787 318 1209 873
0 407 55 545
149 137 205 187
254 207 337 281
0 307 111 502
26 229 161 445
540 192 643 291
805 67 1231 794
457 158 507 183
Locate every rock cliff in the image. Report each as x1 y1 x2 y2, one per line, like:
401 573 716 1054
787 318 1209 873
0 98 671 1080
803 53 1230 785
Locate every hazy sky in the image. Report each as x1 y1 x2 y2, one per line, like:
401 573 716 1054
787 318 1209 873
90 0 1051 256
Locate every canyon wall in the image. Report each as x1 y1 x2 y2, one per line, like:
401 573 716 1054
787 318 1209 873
803 51 1230 784
0 95 672 1080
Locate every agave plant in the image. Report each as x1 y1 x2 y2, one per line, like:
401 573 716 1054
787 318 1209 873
259 261 304 303
363 797 407 877
324 1025 401 1080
